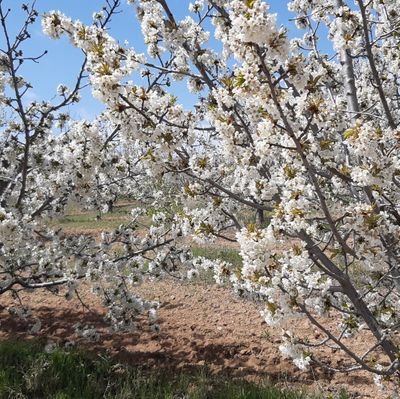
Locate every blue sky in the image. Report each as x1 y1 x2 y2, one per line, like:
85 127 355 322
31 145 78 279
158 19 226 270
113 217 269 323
3 1 308 119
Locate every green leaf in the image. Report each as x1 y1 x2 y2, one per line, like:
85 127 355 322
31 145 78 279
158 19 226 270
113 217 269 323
245 0 257 8
234 73 246 88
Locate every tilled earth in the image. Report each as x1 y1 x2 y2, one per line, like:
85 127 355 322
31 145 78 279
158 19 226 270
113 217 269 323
0 277 393 398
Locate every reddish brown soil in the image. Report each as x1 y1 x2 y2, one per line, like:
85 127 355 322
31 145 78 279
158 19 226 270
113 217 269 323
0 278 392 399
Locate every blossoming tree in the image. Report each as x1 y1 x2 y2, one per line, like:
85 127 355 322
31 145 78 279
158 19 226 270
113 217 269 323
0 0 193 335
2 0 400 383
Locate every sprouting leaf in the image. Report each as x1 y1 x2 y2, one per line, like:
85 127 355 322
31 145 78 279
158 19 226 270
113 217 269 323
284 164 297 179
234 72 246 88
343 127 359 140
245 0 257 8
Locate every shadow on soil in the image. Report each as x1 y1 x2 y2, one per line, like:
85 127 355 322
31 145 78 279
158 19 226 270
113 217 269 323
0 304 370 392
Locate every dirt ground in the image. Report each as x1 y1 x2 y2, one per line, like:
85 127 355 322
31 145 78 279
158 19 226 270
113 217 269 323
0 277 395 399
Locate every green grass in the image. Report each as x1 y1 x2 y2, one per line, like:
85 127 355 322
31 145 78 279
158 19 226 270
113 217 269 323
46 203 135 231
190 246 243 285
236 209 273 229
51 214 129 231
191 246 242 267
0 340 337 399
46 202 182 232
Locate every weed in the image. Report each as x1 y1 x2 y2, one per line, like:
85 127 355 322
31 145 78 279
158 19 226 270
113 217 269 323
0 340 339 399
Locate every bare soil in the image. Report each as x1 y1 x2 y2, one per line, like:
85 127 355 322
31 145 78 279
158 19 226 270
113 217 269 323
0 278 392 399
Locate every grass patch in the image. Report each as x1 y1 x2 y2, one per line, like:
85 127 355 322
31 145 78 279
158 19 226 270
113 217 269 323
191 246 242 267
190 246 242 285
236 209 273 229
50 214 130 231
0 340 337 399
46 203 135 231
